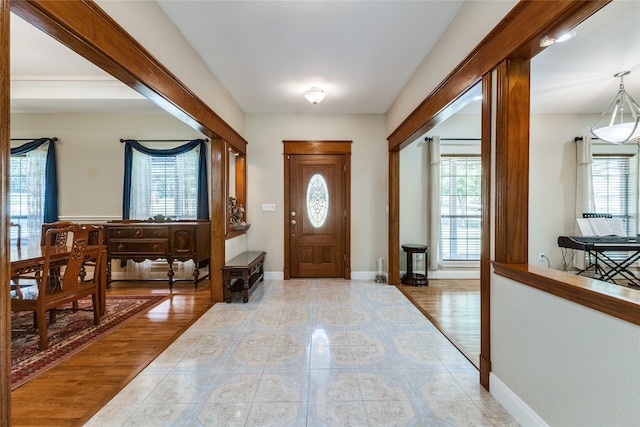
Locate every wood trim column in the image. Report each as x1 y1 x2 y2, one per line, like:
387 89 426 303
0 0 11 422
388 149 400 285
210 138 226 302
479 72 492 390
495 58 530 264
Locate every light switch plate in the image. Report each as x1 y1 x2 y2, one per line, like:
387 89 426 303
262 203 276 212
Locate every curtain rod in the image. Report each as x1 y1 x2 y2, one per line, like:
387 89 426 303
424 137 481 142
11 137 58 141
120 138 209 143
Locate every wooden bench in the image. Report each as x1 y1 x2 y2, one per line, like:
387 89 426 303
221 251 266 303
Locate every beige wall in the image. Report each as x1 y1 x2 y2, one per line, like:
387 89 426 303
492 274 640 426
529 113 639 270
245 114 388 277
95 0 246 136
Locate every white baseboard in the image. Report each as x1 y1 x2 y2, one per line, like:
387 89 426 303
490 373 549 427
264 271 284 280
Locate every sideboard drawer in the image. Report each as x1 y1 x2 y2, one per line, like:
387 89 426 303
108 226 169 239
108 239 168 256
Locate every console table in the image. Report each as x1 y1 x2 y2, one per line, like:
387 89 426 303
104 220 210 289
221 251 266 303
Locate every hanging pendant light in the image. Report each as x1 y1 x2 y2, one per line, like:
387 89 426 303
590 71 640 144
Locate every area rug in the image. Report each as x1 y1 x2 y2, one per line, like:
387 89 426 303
11 294 168 389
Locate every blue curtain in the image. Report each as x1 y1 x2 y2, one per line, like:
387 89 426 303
10 138 58 223
122 139 208 220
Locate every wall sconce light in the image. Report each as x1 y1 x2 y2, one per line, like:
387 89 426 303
590 71 640 144
303 87 326 104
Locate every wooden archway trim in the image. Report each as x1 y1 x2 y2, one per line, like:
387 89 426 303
11 0 248 151
387 0 608 151
386 0 611 393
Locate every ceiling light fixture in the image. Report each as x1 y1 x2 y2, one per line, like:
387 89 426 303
539 30 576 47
590 71 640 144
539 35 555 47
303 87 326 104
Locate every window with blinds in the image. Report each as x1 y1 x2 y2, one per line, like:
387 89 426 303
147 155 198 219
9 155 29 243
440 156 482 261
592 155 637 235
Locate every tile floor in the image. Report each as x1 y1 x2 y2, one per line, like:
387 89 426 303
86 279 518 426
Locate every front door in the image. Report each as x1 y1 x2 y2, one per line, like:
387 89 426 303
288 154 346 277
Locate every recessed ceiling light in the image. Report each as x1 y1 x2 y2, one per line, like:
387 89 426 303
556 30 577 43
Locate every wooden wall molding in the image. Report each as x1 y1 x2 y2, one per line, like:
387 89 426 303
493 263 640 326
1 0 11 422
494 58 529 264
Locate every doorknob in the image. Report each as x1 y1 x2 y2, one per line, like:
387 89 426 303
291 211 296 217
291 219 297 225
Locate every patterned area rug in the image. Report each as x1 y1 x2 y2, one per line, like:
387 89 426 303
11 295 167 389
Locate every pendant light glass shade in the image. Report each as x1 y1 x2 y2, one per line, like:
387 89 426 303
590 71 640 144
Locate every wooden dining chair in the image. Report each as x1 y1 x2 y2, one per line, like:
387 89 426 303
10 224 104 350
9 222 21 249
11 221 75 297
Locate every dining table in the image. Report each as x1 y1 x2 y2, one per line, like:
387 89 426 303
10 243 108 315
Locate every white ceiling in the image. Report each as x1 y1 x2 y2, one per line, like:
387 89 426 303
9 0 640 116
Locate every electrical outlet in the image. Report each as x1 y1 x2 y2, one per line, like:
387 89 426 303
538 252 545 261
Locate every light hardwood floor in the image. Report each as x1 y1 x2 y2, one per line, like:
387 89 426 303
398 279 480 369
11 281 213 427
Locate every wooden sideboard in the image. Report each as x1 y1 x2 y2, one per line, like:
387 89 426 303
104 220 210 289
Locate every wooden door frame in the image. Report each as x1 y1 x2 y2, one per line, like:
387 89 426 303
283 140 351 280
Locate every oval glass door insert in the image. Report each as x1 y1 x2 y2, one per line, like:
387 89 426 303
306 173 329 228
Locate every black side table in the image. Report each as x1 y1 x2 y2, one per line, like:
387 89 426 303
401 244 429 286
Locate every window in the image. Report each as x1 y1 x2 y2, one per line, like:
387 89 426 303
130 148 199 220
591 155 637 235
9 149 47 242
440 156 481 260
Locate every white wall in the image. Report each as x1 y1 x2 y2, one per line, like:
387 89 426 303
10 111 204 220
244 114 388 277
491 274 640 426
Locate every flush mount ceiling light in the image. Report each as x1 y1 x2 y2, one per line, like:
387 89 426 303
590 71 640 144
303 87 326 104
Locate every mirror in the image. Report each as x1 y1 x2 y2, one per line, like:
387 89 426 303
226 142 247 237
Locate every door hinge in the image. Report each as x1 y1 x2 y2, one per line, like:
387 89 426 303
344 164 347 172
344 210 346 219
344 254 347 262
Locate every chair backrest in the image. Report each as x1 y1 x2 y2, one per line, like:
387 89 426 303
10 222 21 248
41 224 104 296
40 221 75 247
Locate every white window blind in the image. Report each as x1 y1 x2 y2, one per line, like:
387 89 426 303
440 156 481 261
592 155 637 235
9 150 46 242
130 148 199 220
